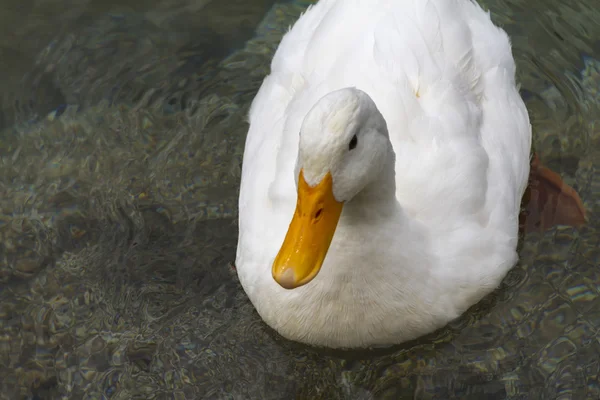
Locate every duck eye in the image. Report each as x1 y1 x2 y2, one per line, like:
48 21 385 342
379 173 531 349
349 134 358 150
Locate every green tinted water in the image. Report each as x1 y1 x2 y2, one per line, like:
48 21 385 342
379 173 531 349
1 0 599 398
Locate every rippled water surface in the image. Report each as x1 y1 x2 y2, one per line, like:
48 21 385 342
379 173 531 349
1 0 599 398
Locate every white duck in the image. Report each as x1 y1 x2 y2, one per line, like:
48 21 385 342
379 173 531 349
235 0 533 349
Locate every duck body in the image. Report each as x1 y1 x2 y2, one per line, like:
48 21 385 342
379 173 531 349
236 0 532 348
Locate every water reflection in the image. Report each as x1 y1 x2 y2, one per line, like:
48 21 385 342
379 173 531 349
0 0 599 398
0 0 276 131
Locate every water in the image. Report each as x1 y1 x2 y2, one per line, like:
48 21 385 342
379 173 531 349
0 0 599 398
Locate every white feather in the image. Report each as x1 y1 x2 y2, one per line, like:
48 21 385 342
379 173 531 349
236 0 532 348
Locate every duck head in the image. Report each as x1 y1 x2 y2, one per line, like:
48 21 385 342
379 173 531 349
272 87 393 289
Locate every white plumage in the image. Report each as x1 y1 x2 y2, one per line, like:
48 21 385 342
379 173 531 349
236 0 532 348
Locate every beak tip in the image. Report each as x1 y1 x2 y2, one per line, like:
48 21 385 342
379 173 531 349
274 268 297 289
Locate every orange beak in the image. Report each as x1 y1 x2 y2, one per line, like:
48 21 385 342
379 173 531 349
272 169 343 289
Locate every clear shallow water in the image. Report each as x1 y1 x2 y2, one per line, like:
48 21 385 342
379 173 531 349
0 0 599 398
